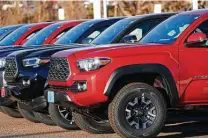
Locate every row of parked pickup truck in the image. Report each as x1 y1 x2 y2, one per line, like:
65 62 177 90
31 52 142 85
0 9 208 138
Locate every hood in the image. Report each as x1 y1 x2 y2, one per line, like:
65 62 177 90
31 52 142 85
53 43 169 59
7 44 92 60
0 46 35 58
52 43 133 58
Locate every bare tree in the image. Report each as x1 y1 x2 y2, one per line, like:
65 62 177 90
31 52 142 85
1 0 208 26
59 1 88 20
116 1 192 16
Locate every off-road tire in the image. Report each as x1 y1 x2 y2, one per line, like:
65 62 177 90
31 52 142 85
108 82 167 138
33 111 55 126
72 112 113 134
0 106 22 118
49 104 77 130
17 103 39 123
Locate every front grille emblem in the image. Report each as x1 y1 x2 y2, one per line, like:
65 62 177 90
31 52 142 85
8 64 12 68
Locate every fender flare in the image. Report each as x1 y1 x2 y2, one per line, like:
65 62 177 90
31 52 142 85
104 64 179 107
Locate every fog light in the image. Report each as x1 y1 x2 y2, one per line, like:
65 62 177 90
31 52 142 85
77 81 87 91
1 87 6 97
22 80 30 86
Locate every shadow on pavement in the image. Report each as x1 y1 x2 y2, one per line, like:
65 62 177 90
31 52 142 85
0 130 71 138
1 110 208 138
160 110 208 138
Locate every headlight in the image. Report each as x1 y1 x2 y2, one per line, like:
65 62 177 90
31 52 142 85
0 58 6 68
23 57 50 67
77 57 111 72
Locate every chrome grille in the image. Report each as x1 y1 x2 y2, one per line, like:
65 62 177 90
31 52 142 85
48 57 70 81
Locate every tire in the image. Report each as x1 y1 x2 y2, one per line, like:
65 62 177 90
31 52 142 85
72 112 113 134
108 82 167 138
49 104 77 130
33 111 55 126
17 103 40 123
0 106 22 118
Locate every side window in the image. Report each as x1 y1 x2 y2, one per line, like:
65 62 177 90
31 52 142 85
25 32 36 40
25 29 41 40
85 26 108 40
81 25 109 44
122 19 164 43
56 32 66 39
86 30 101 39
195 20 208 35
56 28 72 39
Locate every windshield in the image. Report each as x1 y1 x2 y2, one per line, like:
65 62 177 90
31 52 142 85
23 24 60 46
91 19 134 45
0 28 10 36
55 21 96 44
0 25 30 46
140 14 200 44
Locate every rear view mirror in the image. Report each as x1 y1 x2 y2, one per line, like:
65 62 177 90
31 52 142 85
186 32 207 47
81 38 94 44
121 35 137 43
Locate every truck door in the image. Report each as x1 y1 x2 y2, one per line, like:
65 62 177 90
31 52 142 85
180 19 208 104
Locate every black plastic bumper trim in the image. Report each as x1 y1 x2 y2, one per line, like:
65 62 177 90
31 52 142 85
18 96 47 112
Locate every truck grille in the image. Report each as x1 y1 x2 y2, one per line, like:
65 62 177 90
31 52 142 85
4 57 18 81
48 57 70 81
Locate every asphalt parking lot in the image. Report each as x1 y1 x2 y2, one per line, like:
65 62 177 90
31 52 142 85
1 111 208 138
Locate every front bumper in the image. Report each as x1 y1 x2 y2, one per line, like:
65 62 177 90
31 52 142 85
47 72 109 107
44 89 76 108
0 69 14 106
0 97 14 106
3 65 49 111
4 84 38 101
6 66 48 100
0 87 16 106
2 86 47 111
17 96 47 111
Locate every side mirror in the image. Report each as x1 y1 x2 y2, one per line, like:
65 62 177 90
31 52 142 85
121 35 137 43
186 32 207 47
81 38 94 44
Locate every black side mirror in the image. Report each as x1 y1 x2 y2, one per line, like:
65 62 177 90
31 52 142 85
121 35 137 43
81 38 94 44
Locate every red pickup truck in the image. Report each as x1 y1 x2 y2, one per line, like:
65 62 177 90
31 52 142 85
23 20 84 46
0 22 52 46
46 9 208 137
